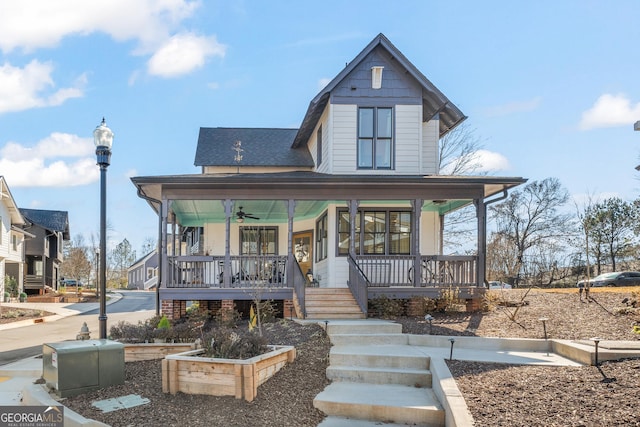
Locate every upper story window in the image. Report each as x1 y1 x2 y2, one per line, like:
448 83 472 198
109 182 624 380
358 107 393 169
12 234 18 251
316 125 322 167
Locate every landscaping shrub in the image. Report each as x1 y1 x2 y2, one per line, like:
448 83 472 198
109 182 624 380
201 327 267 359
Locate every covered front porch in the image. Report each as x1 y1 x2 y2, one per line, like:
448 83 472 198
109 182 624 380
132 172 525 318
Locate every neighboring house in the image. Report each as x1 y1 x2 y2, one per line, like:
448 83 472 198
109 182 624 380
127 250 158 290
19 208 70 295
0 177 32 297
131 34 527 320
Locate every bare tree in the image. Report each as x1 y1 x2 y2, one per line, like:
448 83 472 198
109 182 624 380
140 237 157 256
60 235 92 287
438 124 486 252
489 178 573 286
110 238 136 288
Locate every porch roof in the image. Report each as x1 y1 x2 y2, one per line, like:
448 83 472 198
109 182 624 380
132 171 526 223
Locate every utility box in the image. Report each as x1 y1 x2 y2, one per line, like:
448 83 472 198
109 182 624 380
42 339 125 397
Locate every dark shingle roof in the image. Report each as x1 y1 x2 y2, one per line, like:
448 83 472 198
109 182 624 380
19 208 70 239
194 128 315 168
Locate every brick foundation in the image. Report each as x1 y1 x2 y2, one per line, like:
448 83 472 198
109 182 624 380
283 299 297 319
466 298 482 312
161 300 187 320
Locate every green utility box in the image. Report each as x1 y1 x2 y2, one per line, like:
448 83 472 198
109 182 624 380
42 339 125 397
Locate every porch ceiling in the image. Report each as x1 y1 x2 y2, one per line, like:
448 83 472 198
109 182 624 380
171 199 472 227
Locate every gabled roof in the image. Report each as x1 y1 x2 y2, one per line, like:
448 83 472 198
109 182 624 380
19 208 70 240
194 128 315 168
292 33 466 148
0 176 26 226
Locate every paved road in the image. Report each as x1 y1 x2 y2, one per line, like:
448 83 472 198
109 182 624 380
0 290 156 366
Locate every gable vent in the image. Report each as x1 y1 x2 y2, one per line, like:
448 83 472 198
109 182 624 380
371 66 384 89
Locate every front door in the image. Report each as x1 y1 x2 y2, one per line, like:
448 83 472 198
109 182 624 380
293 231 313 276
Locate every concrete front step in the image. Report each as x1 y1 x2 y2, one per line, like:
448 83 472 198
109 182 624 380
325 320 403 336
318 416 416 427
327 365 432 387
330 345 431 370
330 333 409 346
313 382 444 427
307 313 366 320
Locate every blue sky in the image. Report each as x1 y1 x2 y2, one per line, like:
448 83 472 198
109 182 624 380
1 1 639 255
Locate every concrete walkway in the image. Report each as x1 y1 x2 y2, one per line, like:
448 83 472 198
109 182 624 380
2 314 640 427
312 319 640 427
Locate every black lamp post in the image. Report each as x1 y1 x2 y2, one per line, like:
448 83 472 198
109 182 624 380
94 118 113 339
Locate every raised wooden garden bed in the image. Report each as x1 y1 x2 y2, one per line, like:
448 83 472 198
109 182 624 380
124 343 198 362
162 345 296 402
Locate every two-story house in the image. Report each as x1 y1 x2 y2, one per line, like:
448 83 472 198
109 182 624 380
19 208 70 295
132 34 526 320
0 176 33 297
127 250 158 290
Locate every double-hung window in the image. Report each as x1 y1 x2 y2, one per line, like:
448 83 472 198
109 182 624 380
358 107 393 169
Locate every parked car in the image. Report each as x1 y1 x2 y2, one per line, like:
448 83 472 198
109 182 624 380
488 281 512 290
577 271 640 288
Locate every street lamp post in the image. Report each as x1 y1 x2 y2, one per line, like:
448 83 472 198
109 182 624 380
94 118 113 339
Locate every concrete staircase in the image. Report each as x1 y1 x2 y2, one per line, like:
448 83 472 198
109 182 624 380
305 288 365 319
314 321 445 426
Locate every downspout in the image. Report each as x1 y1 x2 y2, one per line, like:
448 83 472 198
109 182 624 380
136 187 162 315
479 188 510 288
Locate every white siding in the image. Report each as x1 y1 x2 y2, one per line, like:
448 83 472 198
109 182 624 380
331 104 357 174
422 118 439 175
395 104 422 174
307 105 330 174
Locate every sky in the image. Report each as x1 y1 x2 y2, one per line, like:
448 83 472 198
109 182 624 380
1 0 639 256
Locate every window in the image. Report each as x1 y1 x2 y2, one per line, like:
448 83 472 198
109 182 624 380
316 212 328 261
358 107 393 169
316 125 322 167
240 227 277 255
12 234 18 251
338 209 411 255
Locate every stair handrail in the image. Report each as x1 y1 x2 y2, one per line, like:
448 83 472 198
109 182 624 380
347 253 369 316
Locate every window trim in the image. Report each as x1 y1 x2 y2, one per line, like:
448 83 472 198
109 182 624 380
357 107 394 170
316 125 322 167
239 226 279 255
315 211 328 262
336 208 412 256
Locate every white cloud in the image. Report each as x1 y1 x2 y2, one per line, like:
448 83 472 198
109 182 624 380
474 150 510 172
0 133 97 187
318 78 331 91
482 97 542 117
579 93 640 130
0 0 200 54
0 60 85 114
147 33 226 77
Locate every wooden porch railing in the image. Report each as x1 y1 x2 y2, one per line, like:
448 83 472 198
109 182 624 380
347 254 369 315
355 255 478 287
166 255 288 289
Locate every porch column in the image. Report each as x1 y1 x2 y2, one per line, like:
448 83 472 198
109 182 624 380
411 199 423 287
439 213 445 255
159 199 170 312
287 200 296 285
223 199 233 286
476 198 487 287
171 213 176 257
348 200 359 258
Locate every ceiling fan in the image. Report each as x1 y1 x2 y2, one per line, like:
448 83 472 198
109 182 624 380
236 206 259 222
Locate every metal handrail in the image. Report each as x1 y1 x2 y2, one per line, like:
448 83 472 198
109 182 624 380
347 254 369 315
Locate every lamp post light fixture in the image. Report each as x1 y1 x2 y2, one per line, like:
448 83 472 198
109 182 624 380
448 338 456 361
591 337 601 366
94 118 113 339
